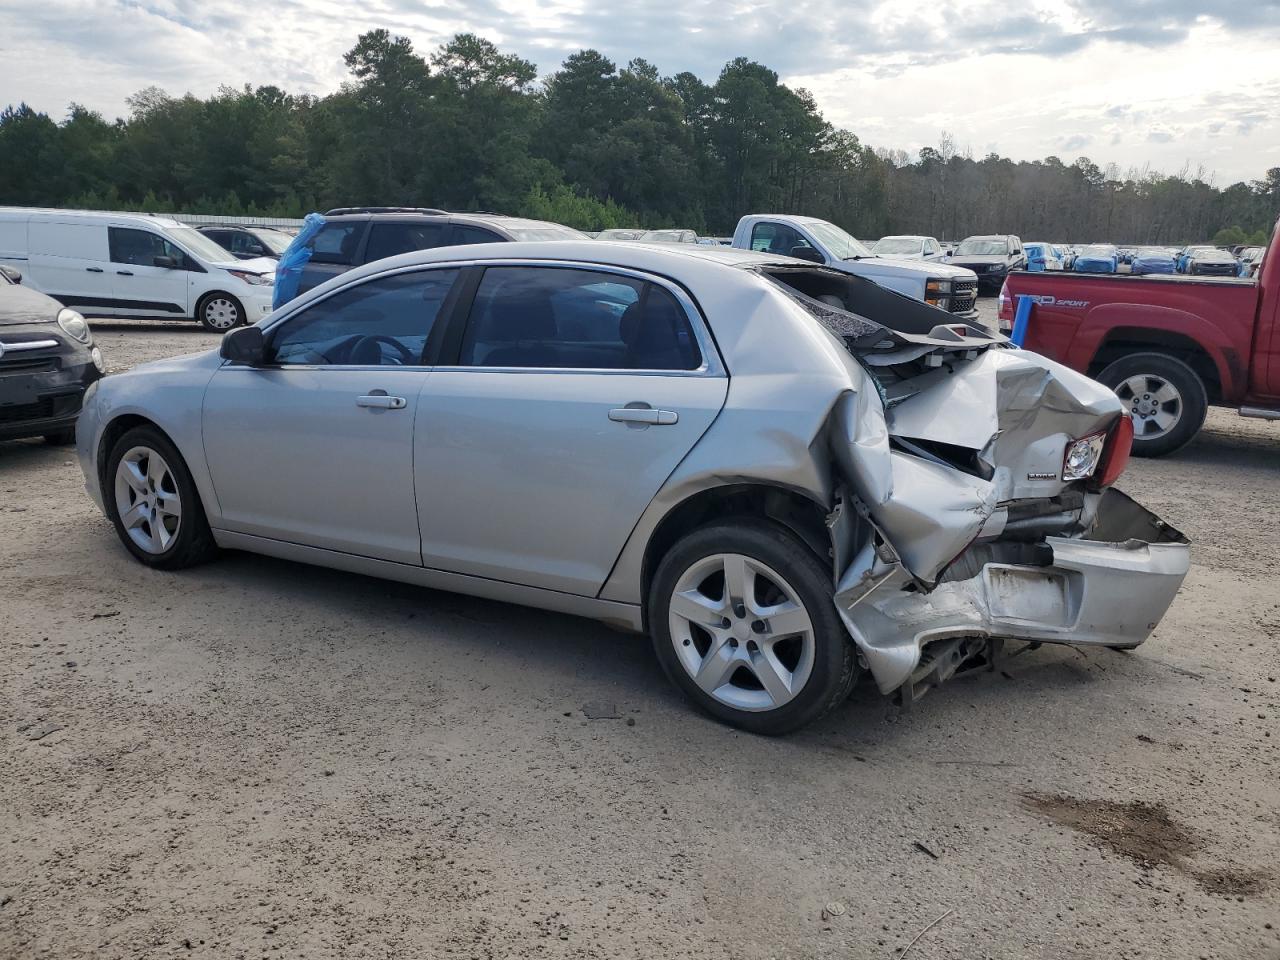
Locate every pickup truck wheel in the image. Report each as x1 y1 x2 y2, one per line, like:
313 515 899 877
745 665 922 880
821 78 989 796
1097 352 1207 457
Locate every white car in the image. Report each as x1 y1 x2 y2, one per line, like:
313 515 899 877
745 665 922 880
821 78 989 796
0 208 276 330
732 215 980 322
871 235 946 262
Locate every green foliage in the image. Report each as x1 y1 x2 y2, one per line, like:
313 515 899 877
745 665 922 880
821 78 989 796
1 32 1277 242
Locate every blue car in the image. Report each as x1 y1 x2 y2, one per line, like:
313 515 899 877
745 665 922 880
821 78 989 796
1131 247 1177 275
1074 244 1119 274
1023 242 1062 272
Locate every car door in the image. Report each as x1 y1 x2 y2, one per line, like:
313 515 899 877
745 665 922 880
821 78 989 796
107 227 192 317
25 220 115 309
202 266 460 564
414 263 728 597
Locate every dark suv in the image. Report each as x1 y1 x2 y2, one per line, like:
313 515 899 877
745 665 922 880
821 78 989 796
948 235 1026 291
281 207 584 305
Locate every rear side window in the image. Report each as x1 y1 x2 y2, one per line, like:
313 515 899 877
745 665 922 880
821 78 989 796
458 266 701 370
364 223 446 263
108 228 186 267
308 222 364 265
269 269 458 366
452 225 503 245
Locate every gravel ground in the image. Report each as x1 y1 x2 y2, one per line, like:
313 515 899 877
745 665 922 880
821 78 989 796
2 309 1278 959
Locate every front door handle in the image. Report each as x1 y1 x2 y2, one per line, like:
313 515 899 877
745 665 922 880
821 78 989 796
356 394 407 410
86 267 104 273
609 406 678 426
116 270 133 276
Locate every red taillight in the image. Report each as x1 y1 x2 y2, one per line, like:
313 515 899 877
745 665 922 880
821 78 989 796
1093 415 1134 488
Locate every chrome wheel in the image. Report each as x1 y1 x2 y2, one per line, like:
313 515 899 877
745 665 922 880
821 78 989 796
1116 374 1182 440
668 553 816 712
203 297 240 330
114 446 182 555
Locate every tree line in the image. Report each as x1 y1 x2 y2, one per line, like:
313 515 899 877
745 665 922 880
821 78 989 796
1 29 1276 244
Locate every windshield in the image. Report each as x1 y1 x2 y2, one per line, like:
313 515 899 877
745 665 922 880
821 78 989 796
872 238 922 255
597 229 642 240
955 238 1009 256
806 220 872 260
506 226 588 241
252 229 293 255
167 225 244 263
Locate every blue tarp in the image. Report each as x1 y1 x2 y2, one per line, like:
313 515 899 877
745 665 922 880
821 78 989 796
273 212 326 309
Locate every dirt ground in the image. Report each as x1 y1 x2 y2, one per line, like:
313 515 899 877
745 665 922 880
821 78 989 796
2 311 1278 959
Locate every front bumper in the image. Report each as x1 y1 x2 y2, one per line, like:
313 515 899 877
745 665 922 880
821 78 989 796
0 340 101 441
835 489 1190 694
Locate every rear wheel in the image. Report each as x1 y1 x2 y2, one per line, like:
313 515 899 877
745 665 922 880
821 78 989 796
648 520 858 735
1097 352 1207 457
197 292 244 332
105 425 217 569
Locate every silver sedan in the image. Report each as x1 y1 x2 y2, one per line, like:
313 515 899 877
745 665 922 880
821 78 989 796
76 242 1190 734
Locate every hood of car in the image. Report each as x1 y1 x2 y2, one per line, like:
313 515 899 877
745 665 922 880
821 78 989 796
215 256 276 275
0 281 63 325
856 257 977 281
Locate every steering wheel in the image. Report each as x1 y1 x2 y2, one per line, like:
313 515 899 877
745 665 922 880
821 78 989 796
351 335 416 366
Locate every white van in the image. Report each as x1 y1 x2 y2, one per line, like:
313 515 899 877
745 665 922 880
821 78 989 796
0 208 276 331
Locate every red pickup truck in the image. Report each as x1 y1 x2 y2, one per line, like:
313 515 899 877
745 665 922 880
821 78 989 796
998 217 1279 456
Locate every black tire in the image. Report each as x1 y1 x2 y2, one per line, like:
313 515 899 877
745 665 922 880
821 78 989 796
1096 352 1207 458
104 424 217 569
648 519 858 736
196 291 245 332
43 428 76 445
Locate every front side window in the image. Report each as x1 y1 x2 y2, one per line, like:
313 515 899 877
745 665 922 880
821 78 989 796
364 222 447 263
750 222 812 257
268 269 458 366
458 266 701 371
308 222 363 265
108 228 186 267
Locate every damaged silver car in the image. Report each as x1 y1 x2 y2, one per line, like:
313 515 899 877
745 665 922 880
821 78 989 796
76 242 1190 734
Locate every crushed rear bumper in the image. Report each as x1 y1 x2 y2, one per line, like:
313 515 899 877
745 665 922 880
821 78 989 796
834 489 1190 694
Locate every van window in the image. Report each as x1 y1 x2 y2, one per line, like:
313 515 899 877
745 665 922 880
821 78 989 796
109 228 187 267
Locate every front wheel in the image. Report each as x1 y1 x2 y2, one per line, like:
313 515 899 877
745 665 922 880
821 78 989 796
1096 352 1207 457
648 520 858 736
105 425 217 569
197 292 245 332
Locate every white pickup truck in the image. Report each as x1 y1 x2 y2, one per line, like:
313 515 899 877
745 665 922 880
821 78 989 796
732 214 981 321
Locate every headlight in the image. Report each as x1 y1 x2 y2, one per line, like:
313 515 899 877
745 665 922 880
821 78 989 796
228 270 273 286
57 308 92 343
1062 431 1107 481
924 278 952 307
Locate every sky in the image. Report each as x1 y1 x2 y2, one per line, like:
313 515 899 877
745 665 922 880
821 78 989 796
1 0 1277 185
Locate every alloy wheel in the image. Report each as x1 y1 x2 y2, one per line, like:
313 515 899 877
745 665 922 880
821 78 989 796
668 553 816 712
1116 374 1182 440
114 446 182 554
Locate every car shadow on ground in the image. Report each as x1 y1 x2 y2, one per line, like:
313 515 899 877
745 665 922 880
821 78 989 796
1173 422 1279 471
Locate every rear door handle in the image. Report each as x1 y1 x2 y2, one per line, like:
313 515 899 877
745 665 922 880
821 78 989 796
356 394 407 410
86 267 104 273
609 407 678 425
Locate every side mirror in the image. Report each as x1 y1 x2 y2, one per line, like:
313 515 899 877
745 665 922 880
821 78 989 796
789 245 824 263
153 255 177 269
0 264 21 284
220 325 265 365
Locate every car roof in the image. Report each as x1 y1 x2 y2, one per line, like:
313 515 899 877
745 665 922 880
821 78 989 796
0 206 187 229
